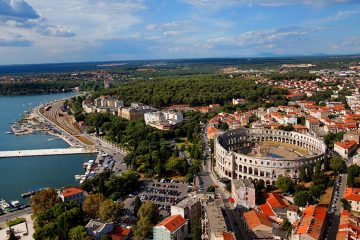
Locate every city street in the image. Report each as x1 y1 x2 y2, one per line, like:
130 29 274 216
0 208 32 225
198 124 248 240
324 173 347 240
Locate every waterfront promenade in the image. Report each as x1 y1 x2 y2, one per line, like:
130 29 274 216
0 148 97 158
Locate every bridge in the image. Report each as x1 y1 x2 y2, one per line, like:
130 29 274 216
0 148 98 158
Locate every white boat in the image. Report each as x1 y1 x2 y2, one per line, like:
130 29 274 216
10 200 20 208
74 175 82 180
0 199 10 210
4 132 12 134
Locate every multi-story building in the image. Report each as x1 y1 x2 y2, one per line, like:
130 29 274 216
202 198 236 240
242 210 273 239
334 140 359 158
82 100 95 113
291 205 327 240
343 188 360 212
85 220 114 240
153 215 188 240
144 110 183 130
344 132 360 144
346 95 360 113
337 210 360 239
59 187 87 205
305 117 320 133
120 103 155 120
258 192 287 222
231 179 255 209
171 194 201 232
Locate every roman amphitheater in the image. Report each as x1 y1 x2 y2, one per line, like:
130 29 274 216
214 128 327 185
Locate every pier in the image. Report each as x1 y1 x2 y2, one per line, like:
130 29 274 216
0 148 98 158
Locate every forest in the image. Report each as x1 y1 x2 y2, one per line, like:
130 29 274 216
101 74 288 107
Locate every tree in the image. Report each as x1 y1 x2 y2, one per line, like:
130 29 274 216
276 176 294 193
225 182 232 193
133 216 153 240
341 198 351 211
347 165 360 187
100 236 112 240
166 156 187 175
330 157 345 175
299 166 307 182
30 188 60 215
133 196 142 216
220 122 229 131
282 218 292 233
192 219 202 240
309 185 325 199
8 231 17 240
99 199 124 222
83 193 105 219
69 225 88 240
294 191 312 207
137 201 160 224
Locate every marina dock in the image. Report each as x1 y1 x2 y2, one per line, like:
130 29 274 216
0 148 98 158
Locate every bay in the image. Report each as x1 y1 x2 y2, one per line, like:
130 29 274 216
0 93 96 203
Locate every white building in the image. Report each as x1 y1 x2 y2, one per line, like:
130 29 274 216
59 187 87 205
144 111 183 130
334 140 359 159
171 195 201 232
153 215 188 240
346 95 360 113
343 188 360 212
231 179 256 209
86 220 114 240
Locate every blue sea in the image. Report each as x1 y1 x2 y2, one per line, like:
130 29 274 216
0 93 96 203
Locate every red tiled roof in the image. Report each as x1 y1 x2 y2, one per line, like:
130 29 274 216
156 215 187 233
222 231 236 240
343 188 360 202
259 203 276 217
293 205 326 239
293 125 307 129
337 210 360 240
335 140 357 149
243 210 272 229
110 226 131 240
267 193 286 209
61 187 84 198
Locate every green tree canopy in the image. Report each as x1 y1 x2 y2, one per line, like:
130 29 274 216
276 176 294 193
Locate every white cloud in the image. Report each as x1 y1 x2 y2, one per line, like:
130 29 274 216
182 0 357 8
0 0 39 20
204 27 321 49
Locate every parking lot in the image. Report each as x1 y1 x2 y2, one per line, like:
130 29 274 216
124 179 191 217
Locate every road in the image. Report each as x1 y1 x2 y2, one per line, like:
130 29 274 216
324 173 347 240
0 208 32 224
198 124 248 240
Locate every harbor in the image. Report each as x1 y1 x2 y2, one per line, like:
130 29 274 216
0 147 98 158
0 92 97 204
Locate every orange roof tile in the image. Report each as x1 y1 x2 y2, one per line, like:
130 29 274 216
267 193 287 209
259 203 276 217
156 215 187 233
222 231 236 240
335 140 358 149
243 210 272 229
110 226 131 240
293 205 326 239
61 187 84 198
343 188 360 202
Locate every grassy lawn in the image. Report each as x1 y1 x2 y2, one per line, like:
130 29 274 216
6 218 26 227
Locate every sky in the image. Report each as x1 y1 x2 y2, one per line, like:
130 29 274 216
0 0 359 65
